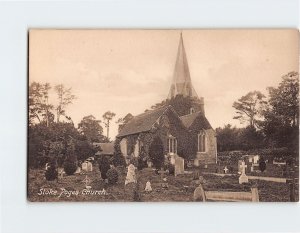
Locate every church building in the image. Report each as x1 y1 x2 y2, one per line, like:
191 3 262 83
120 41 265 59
116 34 217 166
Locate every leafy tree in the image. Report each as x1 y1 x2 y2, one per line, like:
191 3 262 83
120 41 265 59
75 140 97 162
111 138 126 166
98 156 111 180
28 122 82 168
233 91 267 128
54 84 76 123
63 140 77 175
116 113 134 132
102 111 116 139
216 124 241 151
29 82 53 126
263 72 299 150
238 126 265 150
267 72 299 127
149 95 193 117
106 168 119 185
78 115 104 142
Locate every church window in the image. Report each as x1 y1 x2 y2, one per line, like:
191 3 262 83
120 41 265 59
168 135 177 154
198 130 206 152
190 107 195 114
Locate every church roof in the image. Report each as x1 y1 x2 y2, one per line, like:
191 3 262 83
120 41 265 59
95 142 115 156
180 111 212 129
117 106 170 138
168 33 198 99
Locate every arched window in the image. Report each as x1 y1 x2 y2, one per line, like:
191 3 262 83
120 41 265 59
198 130 206 152
168 134 177 154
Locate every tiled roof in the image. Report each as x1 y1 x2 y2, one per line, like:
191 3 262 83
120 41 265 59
180 111 212 129
95 142 115 155
117 106 169 137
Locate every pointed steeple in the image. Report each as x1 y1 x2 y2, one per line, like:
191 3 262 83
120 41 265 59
168 33 198 99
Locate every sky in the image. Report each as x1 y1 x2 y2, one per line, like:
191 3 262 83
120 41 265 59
29 29 299 139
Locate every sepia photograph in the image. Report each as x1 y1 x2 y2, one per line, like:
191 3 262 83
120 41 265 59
28 29 299 202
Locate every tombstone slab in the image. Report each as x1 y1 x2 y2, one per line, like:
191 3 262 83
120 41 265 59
174 156 184 176
125 164 137 185
145 181 152 192
82 161 93 172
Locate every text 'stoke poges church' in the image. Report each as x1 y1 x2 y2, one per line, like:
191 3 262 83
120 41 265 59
116 34 217 167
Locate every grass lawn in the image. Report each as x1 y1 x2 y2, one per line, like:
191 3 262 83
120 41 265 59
27 164 298 202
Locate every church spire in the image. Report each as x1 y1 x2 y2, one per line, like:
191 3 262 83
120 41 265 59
168 33 198 99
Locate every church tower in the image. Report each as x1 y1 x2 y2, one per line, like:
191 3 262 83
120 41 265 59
168 33 205 115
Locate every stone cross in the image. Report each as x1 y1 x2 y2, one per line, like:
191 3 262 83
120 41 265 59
239 161 249 184
82 175 91 189
240 161 247 175
223 166 229 174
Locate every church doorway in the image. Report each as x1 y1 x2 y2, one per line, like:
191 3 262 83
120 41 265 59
149 136 164 169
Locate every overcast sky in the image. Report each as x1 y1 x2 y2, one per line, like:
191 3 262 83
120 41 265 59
29 29 299 139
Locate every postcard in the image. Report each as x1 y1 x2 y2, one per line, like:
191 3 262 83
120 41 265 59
28 29 299 202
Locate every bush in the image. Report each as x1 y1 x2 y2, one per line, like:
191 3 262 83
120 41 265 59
38 155 51 168
63 155 77 175
98 156 111 180
106 168 119 185
168 163 175 175
259 157 267 172
45 160 58 181
149 137 164 169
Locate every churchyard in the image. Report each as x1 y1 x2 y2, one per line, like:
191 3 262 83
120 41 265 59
27 159 298 202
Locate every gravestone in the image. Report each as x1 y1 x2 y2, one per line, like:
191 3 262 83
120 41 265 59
174 156 184 176
82 161 93 172
58 168 65 179
194 159 200 167
170 154 176 165
125 164 137 185
75 166 81 174
239 161 249 184
238 160 243 174
223 166 229 174
145 181 152 192
82 175 91 189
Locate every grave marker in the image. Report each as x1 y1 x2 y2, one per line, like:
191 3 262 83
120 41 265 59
125 164 137 185
239 161 249 184
174 156 184 176
145 181 152 192
82 161 93 172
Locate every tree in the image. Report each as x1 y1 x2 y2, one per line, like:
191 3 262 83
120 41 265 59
29 82 53 126
98 156 111 180
111 138 126 166
263 72 299 149
54 84 76 123
216 124 241 151
116 113 134 132
78 115 104 142
233 91 267 128
63 139 77 175
102 111 116 139
149 95 193 117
